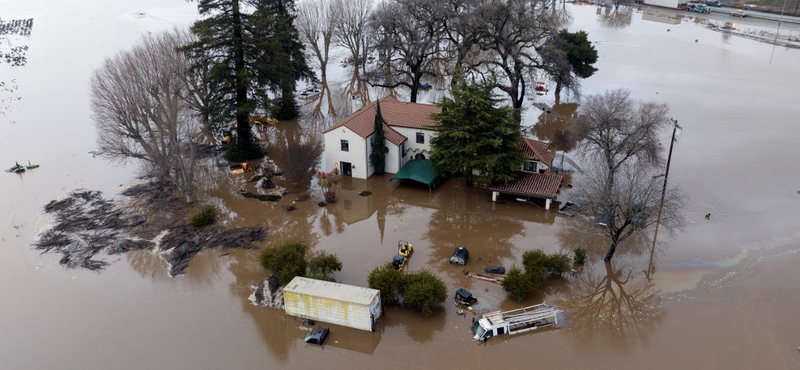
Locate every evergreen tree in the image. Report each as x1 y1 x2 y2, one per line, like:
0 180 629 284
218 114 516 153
184 0 312 158
369 100 387 175
429 78 526 185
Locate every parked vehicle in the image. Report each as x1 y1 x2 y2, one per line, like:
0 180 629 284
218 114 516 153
730 9 747 17
595 204 615 228
471 302 561 342
484 266 506 275
397 240 413 257
687 4 711 13
558 197 589 217
705 0 721 6
299 88 321 99
418 83 432 90
449 246 469 265
304 327 330 345
455 288 478 306
391 254 408 270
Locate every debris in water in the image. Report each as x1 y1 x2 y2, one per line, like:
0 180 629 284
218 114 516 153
34 180 267 276
359 191 372 196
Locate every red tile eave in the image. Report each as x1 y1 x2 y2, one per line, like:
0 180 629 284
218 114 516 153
489 172 563 199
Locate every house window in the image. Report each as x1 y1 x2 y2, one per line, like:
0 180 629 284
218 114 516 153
416 132 424 144
401 143 405 155
341 140 349 152
524 161 537 172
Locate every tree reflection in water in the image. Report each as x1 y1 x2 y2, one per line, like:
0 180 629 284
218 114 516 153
599 8 633 29
556 261 662 336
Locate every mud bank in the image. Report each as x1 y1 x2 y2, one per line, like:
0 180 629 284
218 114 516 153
34 180 266 276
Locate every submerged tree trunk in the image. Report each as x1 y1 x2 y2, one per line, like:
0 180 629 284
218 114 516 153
554 81 563 105
232 0 251 146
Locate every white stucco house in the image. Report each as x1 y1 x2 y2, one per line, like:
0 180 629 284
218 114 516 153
323 95 440 179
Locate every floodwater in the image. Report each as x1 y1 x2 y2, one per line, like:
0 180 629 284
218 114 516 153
2 1 800 369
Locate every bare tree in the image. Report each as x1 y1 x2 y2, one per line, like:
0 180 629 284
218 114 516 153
297 0 335 82
366 0 445 103
570 158 685 261
331 0 372 96
572 89 671 195
90 30 202 202
281 141 322 187
473 0 559 122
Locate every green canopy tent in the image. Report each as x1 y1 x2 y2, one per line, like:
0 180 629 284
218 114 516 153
390 159 440 191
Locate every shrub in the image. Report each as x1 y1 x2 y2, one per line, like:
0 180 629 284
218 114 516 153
189 204 217 227
259 241 307 285
503 250 573 300
224 140 266 162
574 248 587 265
546 253 572 275
308 251 342 280
368 264 404 304
501 266 536 301
400 270 448 316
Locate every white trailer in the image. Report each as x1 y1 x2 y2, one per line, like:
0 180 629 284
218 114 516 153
471 302 561 341
283 277 382 332
643 0 689 9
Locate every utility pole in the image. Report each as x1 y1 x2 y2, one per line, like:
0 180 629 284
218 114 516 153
646 118 680 280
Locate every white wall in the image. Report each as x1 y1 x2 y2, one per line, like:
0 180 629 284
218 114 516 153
366 133 401 175
324 127 369 179
392 127 436 166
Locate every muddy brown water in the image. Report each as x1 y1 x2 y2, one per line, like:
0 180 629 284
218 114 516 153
2 2 800 369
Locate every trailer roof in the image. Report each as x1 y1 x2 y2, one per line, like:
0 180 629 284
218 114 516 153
284 277 380 306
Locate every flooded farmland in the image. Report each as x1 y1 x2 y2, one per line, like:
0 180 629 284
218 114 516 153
1 1 799 369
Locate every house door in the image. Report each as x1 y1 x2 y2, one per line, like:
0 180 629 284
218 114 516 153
341 161 352 176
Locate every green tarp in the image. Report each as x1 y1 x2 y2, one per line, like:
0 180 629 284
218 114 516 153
391 159 439 187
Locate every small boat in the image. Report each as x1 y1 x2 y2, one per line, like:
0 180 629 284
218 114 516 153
26 161 39 169
10 163 25 173
298 88 321 99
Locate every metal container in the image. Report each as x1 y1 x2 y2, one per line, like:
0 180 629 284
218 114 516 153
283 277 382 332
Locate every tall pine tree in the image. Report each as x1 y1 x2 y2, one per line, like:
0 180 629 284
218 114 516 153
369 100 387 175
430 78 526 185
184 0 312 159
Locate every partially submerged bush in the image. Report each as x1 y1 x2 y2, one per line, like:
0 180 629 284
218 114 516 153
502 249 572 300
573 248 587 265
401 270 447 316
189 204 217 227
259 241 307 285
368 263 404 304
367 266 447 316
501 266 536 301
308 251 342 281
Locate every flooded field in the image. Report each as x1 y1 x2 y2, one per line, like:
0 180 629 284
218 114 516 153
1 1 799 369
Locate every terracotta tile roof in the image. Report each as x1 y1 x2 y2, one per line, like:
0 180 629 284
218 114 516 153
521 138 555 167
489 172 563 199
383 124 407 146
324 96 440 140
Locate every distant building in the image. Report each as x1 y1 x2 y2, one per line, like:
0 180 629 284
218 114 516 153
323 95 439 179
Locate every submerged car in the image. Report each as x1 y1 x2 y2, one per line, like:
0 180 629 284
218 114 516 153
304 327 330 345
450 246 469 265
298 88 321 99
558 197 590 217
455 288 478 306
484 266 506 275
391 254 407 270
